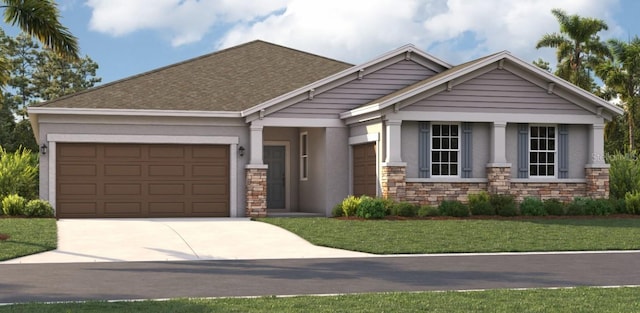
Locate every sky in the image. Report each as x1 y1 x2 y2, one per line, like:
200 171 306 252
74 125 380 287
6 0 640 85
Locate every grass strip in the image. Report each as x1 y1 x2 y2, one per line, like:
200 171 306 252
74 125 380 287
0 218 57 261
258 217 640 254
2 287 639 312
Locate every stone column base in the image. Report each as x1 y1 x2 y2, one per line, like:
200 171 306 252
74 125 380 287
487 165 511 194
585 166 609 199
246 166 267 217
381 164 406 201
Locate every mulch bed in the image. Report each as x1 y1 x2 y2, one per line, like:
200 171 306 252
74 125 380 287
336 214 640 221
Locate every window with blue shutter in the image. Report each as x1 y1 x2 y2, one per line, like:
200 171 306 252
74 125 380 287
558 124 569 178
517 124 529 178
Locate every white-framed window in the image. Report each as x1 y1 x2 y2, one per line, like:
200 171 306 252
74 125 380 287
431 123 459 177
529 125 556 177
300 132 308 180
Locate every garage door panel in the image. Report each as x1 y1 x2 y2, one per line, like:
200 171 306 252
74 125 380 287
104 164 142 176
104 184 142 195
57 143 230 218
149 202 186 214
104 145 142 158
104 202 142 214
149 146 185 158
148 183 185 195
149 165 185 176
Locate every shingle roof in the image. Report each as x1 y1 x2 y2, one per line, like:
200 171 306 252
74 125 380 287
35 40 353 111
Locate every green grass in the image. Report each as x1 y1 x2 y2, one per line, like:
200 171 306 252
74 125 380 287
0 218 57 261
2 287 639 312
258 217 640 254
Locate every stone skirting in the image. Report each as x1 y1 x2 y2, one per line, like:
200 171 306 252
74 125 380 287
405 182 487 206
487 166 511 194
381 165 406 200
245 167 267 217
509 182 587 202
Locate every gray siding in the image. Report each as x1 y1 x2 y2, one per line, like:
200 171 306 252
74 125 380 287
406 69 592 115
272 60 438 119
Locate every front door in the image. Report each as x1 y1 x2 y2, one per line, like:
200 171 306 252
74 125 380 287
353 142 377 197
264 145 286 209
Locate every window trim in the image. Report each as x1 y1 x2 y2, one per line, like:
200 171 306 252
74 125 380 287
300 131 308 181
429 122 461 178
528 124 557 178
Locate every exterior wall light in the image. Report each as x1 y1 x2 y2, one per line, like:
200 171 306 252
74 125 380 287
238 146 245 157
40 143 48 155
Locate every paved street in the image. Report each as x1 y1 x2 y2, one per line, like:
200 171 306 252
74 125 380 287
2 251 639 304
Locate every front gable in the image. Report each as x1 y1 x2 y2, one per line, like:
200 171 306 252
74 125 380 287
270 59 441 119
404 68 593 116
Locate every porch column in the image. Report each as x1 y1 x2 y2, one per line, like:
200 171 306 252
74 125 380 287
487 122 511 194
382 119 406 201
246 123 267 217
586 123 609 199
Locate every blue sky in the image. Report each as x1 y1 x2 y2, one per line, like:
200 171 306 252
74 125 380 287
7 0 638 85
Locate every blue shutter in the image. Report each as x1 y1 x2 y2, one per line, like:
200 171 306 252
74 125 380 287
517 124 529 178
461 122 473 178
419 122 430 178
558 124 569 178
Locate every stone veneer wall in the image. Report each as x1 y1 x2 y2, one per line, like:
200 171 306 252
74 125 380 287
509 182 587 202
381 166 406 200
405 182 487 205
245 167 267 217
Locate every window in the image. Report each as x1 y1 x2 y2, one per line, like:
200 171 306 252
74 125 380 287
529 126 556 177
431 124 459 176
300 132 308 180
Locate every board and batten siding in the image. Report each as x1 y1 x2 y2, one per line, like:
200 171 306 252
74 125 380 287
405 69 592 115
271 60 438 119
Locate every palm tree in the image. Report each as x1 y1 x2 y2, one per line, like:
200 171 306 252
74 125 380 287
536 8 611 91
596 37 640 151
0 0 79 88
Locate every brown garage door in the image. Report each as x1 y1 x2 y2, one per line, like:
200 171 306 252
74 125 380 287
353 142 377 197
56 143 230 218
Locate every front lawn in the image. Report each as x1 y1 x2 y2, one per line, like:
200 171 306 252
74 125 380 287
0 218 57 261
2 287 639 312
258 217 640 254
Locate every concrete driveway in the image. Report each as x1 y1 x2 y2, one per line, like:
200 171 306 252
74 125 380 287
2 218 370 264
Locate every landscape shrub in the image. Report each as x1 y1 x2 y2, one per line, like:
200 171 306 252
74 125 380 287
624 191 640 214
438 200 469 217
582 198 614 216
566 197 588 216
380 198 396 216
467 191 494 216
607 197 627 214
490 194 518 217
340 195 361 217
417 205 439 217
331 202 344 217
608 152 640 199
392 201 418 217
0 146 38 201
24 199 54 217
356 196 386 219
543 198 566 216
519 197 546 216
2 194 27 216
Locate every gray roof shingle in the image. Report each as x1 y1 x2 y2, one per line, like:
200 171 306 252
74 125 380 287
35 40 353 111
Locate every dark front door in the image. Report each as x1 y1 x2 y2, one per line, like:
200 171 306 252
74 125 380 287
353 142 377 197
264 145 286 209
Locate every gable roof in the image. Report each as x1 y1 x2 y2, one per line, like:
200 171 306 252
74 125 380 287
241 43 451 118
341 51 624 120
33 40 353 112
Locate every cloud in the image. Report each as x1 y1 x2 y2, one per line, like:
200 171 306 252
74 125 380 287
86 0 622 64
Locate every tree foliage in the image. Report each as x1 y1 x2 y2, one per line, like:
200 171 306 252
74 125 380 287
0 31 100 152
535 8 610 91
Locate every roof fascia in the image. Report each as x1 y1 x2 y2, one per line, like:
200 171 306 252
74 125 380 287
241 44 452 118
27 107 243 118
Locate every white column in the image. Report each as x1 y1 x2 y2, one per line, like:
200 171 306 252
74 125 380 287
489 122 509 165
588 123 606 166
384 119 404 165
249 124 264 165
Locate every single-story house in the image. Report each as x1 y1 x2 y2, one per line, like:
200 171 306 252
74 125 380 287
28 40 623 218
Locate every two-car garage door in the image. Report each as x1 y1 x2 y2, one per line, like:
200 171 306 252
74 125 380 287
56 143 230 218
